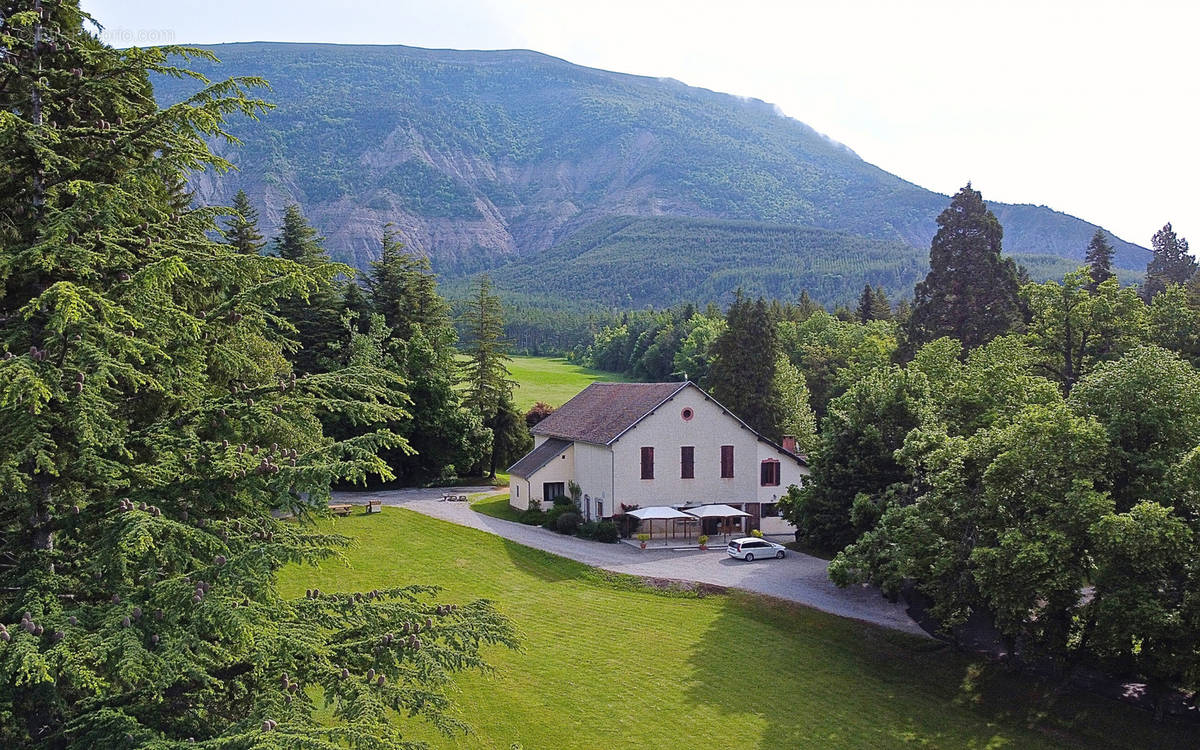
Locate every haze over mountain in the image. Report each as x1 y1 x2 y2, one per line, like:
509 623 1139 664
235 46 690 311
153 42 1148 307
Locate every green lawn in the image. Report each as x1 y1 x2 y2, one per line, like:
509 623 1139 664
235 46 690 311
278 509 1191 750
470 493 522 523
506 355 630 411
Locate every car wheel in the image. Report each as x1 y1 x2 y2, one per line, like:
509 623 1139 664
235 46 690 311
744 553 754 562
776 550 785 559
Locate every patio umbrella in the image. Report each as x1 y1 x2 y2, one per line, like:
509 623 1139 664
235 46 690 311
626 506 693 543
681 504 751 540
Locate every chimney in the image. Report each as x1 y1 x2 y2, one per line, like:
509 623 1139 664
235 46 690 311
782 435 796 455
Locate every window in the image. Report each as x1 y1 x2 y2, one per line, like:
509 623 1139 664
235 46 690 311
542 482 565 503
680 446 695 479
681 407 694 421
596 500 603 518
720 445 734 478
515 485 520 498
760 459 781 486
761 502 780 518
640 446 655 480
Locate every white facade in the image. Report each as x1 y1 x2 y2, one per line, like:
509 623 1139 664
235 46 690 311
508 383 807 533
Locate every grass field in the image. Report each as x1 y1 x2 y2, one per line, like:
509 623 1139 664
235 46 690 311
278 509 1191 750
469 493 521 523
506 355 630 411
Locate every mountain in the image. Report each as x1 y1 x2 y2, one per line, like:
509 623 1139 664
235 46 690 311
152 42 1149 303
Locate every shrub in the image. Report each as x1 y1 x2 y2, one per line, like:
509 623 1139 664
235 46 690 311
593 521 619 543
577 520 599 540
698 534 709 546
542 502 580 530
636 533 650 543
518 508 546 525
750 528 764 538
555 512 583 535
552 495 574 507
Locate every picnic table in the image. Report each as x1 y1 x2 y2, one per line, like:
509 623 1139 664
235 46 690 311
329 503 354 516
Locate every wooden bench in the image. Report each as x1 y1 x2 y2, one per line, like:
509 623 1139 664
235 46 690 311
329 503 354 517
366 499 382 514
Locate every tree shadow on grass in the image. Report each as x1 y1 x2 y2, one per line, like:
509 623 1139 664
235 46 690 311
496 537 590 584
681 593 1193 750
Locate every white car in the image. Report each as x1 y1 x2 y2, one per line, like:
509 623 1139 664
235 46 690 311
727 537 786 561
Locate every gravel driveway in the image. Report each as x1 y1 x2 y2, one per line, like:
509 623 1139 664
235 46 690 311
334 487 928 637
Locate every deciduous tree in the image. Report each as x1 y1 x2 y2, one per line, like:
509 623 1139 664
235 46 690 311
1021 269 1145 394
783 366 927 551
1068 345 1200 512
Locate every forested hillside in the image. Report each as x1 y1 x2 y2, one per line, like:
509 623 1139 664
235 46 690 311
151 42 1150 294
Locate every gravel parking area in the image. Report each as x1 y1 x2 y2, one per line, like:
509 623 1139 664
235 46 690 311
334 487 928 637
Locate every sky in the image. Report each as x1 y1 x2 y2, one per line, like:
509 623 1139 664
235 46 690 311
83 0 1199 251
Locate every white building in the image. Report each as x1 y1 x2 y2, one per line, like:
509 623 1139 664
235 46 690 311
508 381 808 534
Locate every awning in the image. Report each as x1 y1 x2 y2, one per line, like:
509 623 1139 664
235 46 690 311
681 504 750 519
626 506 693 521
625 506 695 542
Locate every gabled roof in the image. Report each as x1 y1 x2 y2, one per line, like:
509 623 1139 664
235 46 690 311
529 381 806 466
508 437 572 478
530 382 688 445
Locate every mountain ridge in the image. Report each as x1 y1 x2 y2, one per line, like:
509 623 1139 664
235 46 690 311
152 41 1149 293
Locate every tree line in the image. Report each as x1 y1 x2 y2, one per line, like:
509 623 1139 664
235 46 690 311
577 184 1200 712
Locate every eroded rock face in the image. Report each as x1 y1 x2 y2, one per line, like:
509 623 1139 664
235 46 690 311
159 42 1148 281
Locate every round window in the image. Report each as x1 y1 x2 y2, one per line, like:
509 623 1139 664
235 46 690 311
681 407 694 421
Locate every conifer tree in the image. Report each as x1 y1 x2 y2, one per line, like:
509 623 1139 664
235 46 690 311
270 204 344 374
856 285 892 323
222 188 265 254
1085 229 1115 289
904 184 1022 355
458 274 515 477
0 5 513 746
367 229 486 483
704 293 782 438
340 280 373 334
870 285 892 321
368 226 448 341
795 290 822 320
855 284 875 324
272 203 324 263
487 394 533 479
1143 222 1197 301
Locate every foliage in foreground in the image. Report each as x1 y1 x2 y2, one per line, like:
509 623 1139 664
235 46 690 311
0 5 513 747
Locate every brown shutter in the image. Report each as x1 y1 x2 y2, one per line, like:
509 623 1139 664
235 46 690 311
760 460 780 486
641 446 654 480
721 445 734 478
